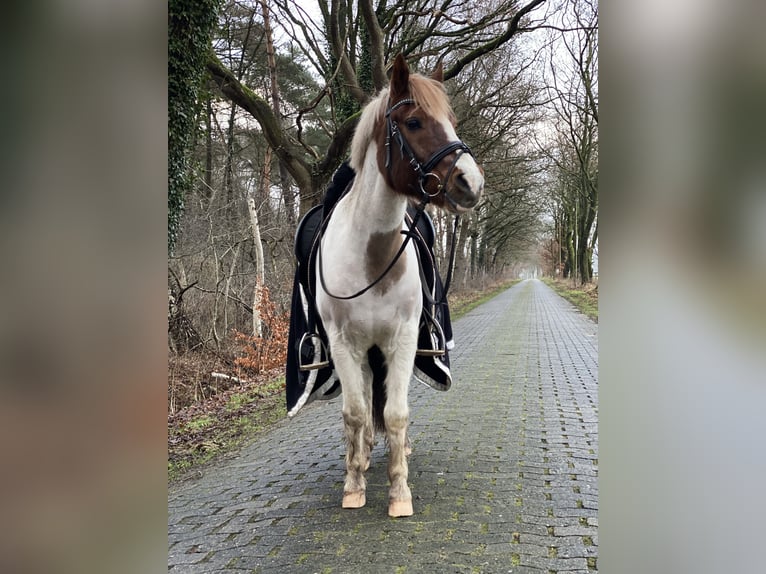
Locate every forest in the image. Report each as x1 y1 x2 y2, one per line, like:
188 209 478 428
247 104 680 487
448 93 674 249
168 0 598 415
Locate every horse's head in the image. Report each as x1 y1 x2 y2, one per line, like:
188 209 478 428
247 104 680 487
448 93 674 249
374 53 484 213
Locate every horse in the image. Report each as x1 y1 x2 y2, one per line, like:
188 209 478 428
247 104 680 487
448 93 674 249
316 53 484 517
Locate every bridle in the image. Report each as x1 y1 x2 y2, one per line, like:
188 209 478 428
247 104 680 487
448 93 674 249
384 97 474 208
318 97 474 301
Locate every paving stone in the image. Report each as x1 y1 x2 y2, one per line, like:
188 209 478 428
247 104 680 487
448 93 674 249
169 279 598 572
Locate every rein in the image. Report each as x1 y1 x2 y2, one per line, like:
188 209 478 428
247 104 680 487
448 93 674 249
318 97 470 302
317 197 430 301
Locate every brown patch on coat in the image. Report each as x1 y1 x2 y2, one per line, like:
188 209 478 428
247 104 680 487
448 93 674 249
365 228 407 295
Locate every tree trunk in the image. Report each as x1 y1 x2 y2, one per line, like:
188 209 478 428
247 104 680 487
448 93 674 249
211 241 222 348
566 222 576 281
260 0 296 224
453 216 471 289
204 95 213 203
222 242 241 332
578 200 594 284
223 104 237 222
248 149 269 337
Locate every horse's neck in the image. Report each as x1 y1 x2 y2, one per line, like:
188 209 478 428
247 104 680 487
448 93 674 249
344 156 407 235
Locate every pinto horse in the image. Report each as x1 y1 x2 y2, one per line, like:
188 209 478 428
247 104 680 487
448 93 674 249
316 54 484 517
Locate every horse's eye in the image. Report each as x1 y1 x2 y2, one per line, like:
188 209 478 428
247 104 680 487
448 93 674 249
404 118 421 130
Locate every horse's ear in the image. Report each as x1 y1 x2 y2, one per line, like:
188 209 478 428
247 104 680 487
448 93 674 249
390 53 410 98
431 59 444 83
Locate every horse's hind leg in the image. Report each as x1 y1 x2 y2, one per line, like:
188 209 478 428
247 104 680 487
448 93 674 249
332 344 371 509
382 342 417 517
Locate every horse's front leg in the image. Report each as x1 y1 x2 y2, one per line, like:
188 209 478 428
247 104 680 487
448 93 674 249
332 343 372 509
361 360 375 471
383 331 418 517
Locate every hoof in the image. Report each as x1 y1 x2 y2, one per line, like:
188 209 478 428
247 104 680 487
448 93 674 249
342 491 366 509
364 457 371 472
388 499 413 518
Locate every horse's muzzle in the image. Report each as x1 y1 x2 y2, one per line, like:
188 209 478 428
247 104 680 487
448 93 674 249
446 166 484 211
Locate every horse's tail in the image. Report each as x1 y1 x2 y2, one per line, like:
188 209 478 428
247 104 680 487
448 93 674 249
367 346 387 434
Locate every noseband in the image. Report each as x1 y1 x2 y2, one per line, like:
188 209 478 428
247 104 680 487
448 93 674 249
384 98 474 206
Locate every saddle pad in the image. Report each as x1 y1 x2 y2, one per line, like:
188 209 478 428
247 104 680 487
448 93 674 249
286 197 453 416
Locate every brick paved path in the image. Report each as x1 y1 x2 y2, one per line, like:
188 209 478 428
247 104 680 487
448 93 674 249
169 279 598 573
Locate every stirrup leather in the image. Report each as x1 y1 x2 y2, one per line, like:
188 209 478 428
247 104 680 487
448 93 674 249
298 332 330 371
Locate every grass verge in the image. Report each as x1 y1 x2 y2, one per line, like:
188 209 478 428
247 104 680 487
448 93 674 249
542 278 598 322
168 376 286 482
449 278 521 320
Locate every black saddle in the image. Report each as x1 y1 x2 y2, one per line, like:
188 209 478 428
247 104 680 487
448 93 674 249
285 165 454 416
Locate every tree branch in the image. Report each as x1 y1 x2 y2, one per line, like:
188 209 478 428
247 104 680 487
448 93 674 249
206 52 312 192
328 0 367 103
318 110 362 175
444 0 548 81
191 283 254 314
359 0 387 90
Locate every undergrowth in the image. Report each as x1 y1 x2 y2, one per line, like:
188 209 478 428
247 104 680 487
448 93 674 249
168 285 290 482
168 375 286 481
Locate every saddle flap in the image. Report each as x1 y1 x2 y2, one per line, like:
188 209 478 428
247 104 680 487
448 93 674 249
294 204 324 265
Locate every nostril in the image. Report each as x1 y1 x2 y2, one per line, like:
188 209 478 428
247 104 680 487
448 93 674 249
455 173 470 193
453 173 482 199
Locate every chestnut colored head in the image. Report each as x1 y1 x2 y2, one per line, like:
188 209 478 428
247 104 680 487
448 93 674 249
373 53 484 213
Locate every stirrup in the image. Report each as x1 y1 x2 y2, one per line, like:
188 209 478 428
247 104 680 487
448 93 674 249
298 332 330 371
416 328 446 357
416 347 446 357
416 310 447 357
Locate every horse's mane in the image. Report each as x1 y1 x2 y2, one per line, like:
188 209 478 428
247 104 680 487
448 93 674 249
349 73 454 172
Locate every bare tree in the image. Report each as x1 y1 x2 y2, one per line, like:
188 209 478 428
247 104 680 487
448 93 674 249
541 0 598 283
168 0 591 371
206 0 553 214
